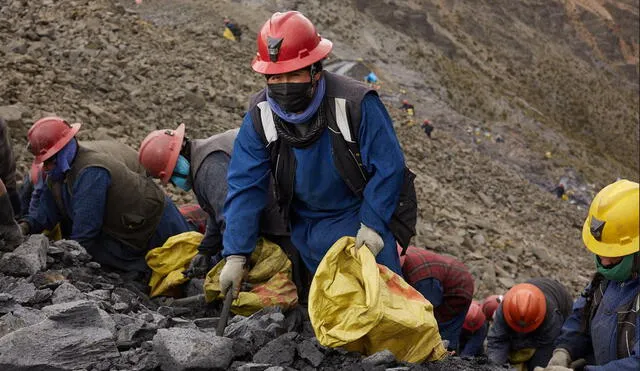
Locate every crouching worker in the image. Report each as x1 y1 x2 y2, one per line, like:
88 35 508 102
487 278 572 370
398 245 474 351
138 125 293 284
0 178 22 250
21 117 191 273
459 300 489 357
536 180 639 371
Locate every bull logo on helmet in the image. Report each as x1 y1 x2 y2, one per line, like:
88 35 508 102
267 37 284 62
590 216 606 241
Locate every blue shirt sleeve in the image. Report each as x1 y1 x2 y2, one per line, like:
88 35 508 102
414 277 444 307
222 113 271 257
555 293 594 360
358 93 405 234
25 185 61 233
68 167 110 244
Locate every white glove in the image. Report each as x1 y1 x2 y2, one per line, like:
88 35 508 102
355 223 384 257
219 255 246 299
547 349 572 367
533 367 572 371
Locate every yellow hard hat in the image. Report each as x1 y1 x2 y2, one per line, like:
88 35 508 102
582 179 639 257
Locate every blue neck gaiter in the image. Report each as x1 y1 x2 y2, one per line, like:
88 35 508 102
266 76 326 124
46 139 78 181
170 155 192 192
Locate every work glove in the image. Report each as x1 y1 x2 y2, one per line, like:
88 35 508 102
532 367 572 371
219 255 246 299
355 223 384 257
185 252 212 278
532 349 573 371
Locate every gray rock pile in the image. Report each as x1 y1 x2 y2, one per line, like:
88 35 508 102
0 235 500 371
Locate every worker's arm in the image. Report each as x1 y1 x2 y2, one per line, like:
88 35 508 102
68 167 110 247
486 307 512 365
554 294 594 361
358 93 405 235
193 151 229 255
23 185 61 234
460 323 489 357
222 113 271 257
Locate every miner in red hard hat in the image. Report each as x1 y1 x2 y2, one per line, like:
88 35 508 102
459 300 489 357
487 278 572 369
220 11 415 300
21 116 191 274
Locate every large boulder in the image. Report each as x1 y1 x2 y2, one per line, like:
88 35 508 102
0 300 119 370
0 235 48 276
153 327 234 371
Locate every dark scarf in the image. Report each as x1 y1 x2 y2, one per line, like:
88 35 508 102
272 101 327 149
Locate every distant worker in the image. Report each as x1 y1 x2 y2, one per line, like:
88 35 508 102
459 300 489 357
421 119 434 139
364 71 378 84
487 278 573 369
552 177 568 199
401 99 414 113
138 125 294 287
223 18 242 41
482 294 503 322
0 178 22 251
0 118 21 216
399 245 474 351
21 117 191 273
537 180 639 371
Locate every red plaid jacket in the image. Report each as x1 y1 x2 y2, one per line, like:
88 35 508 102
178 204 208 234
403 246 475 323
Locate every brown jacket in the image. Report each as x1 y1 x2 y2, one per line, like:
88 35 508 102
0 119 17 192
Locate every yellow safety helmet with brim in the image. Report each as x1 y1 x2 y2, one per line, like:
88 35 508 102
582 179 639 257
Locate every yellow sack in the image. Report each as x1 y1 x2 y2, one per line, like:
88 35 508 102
223 27 236 41
145 231 202 297
309 236 447 363
203 237 298 316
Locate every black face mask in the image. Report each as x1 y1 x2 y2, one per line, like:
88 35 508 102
268 82 313 113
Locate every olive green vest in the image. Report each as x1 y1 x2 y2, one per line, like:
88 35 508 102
189 128 239 178
63 142 165 250
80 140 146 175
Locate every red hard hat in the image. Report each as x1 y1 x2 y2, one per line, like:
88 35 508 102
482 294 503 320
27 117 81 164
503 283 547 333
138 124 185 184
463 301 486 332
402 99 409 104
251 11 333 75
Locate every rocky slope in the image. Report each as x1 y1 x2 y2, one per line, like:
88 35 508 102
0 0 638 368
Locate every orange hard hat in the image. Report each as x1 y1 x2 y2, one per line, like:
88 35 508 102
482 294 503 320
463 301 486 332
502 283 547 333
27 117 81 164
402 99 409 104
252 11 333 75
138 124 185 184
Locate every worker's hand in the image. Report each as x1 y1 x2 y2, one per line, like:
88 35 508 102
0 223 23 252
18 221 30 236
185 252 212 278
219 255 246 299
547 349 572 367
355 223 384 257
533 367 572 371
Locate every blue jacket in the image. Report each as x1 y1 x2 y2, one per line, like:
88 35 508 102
555 277 639 371
26 167 189 256
223 94 404 275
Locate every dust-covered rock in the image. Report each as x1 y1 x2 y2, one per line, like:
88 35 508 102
153 327 234 371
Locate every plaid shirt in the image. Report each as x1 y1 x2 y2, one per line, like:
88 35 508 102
403 246 475 323
178 203 208 234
